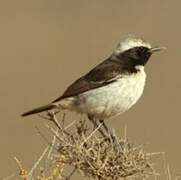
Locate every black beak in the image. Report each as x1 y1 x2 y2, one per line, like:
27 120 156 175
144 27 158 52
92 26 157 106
150 46 166 53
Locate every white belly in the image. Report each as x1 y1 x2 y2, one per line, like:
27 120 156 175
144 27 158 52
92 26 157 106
75 66 146 119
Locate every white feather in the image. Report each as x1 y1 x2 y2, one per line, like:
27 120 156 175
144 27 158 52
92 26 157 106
68 66 146 119
114 36 151 55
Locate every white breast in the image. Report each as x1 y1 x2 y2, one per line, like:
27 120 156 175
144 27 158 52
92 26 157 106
73 66 146 119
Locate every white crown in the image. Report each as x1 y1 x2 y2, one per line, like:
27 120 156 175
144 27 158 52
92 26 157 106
114 36 151 54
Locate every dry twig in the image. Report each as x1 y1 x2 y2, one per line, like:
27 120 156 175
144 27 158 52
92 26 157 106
15 112 180 180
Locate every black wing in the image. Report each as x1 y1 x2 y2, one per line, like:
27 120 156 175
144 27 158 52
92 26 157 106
53 58 123 102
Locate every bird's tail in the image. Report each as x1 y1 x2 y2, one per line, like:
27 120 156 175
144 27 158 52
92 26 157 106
21 103 56 117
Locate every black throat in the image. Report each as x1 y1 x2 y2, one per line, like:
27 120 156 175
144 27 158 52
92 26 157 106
111 46 152 74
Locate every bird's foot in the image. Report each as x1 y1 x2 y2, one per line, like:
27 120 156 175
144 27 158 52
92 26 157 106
88 116 107 137
99 119 116 142
99 119 109 133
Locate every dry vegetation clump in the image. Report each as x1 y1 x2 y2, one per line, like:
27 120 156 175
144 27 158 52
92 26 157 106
55 120 155 180
9 112 179 180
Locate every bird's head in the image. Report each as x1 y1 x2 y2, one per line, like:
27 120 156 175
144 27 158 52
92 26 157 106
113 36 166 67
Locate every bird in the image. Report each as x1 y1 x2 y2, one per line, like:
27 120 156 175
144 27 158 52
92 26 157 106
21 36 165 124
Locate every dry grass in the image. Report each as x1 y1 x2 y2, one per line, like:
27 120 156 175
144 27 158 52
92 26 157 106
54 121 156 179
5 112 180 180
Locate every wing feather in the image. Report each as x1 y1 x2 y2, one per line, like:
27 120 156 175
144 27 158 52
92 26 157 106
53 58 123 102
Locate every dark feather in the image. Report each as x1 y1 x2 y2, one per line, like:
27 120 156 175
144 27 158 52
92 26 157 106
21 104 56 116
53 45 152 102
52 56 132 102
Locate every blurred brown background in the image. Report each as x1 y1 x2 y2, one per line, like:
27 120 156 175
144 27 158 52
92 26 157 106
0 0 180 179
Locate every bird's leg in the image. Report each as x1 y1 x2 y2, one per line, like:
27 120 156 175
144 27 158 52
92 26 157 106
99 119 109 133
88 115 106 137
99 119 115 142
88 116 98 130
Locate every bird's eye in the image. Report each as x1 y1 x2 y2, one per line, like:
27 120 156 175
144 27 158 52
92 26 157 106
138 47 147 53
136 47 150 56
